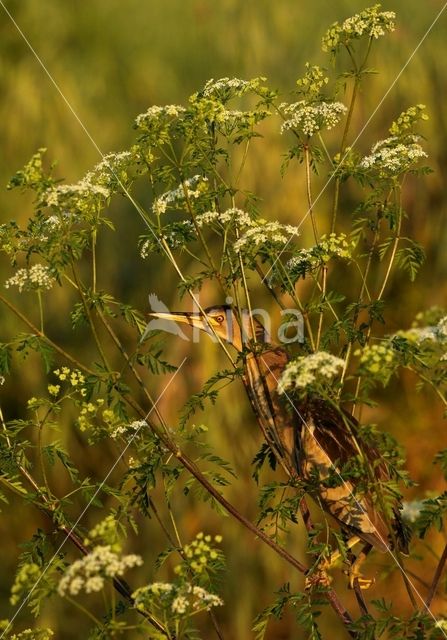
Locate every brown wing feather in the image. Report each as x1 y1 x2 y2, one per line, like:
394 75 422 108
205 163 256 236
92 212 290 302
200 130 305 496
299 399 408 552
243 344 408 553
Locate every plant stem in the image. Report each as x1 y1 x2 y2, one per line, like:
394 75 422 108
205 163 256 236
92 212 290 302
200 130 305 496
70 264 112 372
316 266 327 350
425 543 447 608
37 290 44 333
0 292 96 375
304 143 318 243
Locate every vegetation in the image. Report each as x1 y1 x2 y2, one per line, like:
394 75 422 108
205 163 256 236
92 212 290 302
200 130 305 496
1 3 447 639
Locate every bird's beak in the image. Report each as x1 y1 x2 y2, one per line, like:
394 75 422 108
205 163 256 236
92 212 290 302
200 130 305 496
148 311 210 332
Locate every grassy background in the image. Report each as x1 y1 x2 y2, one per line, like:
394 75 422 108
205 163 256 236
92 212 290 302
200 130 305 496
1 1 447 637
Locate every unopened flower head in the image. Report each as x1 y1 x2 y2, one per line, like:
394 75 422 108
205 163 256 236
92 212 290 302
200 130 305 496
322 5 396 54
355 342 397 384
296 63 329 97
278 352 345 394
10 563 41 606
286 233 354 280
176 532 224 577
280 100 346 137
5 264 55 293
389 104 428 136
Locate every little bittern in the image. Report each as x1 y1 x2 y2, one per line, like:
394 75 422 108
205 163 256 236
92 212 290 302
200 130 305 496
151 305 409 583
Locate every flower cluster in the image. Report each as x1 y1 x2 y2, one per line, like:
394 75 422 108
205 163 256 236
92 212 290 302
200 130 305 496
359 135 427 177
83 151 135 191
77 399 105 431
196 207 253 229
175 532 223 577
389 104 428 136
83 515 123 552
135 104 186 129
296 63 329 97
355 342 397 384
58 545 143 597
8 629 54 640
140 221 195 257
110 419 147 440
5 264 55 293
398 326 439 344
54 367 85 387
286 233 354 280
318 233 354 261
10 563 41 606
280 100 346 137
133 582 223 616
152 175 208 215
234 219 300 254
44 179 110 209
278 352 345 394
200 76 266 101
437 316 447 339
322 5 396 54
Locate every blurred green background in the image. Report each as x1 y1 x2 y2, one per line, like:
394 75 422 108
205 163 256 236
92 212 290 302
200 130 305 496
1 1 447 638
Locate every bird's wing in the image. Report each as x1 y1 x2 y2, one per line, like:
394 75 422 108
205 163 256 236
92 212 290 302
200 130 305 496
298 401 401 551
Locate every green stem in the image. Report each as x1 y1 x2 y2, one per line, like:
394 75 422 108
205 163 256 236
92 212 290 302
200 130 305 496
316 266 327 350
37 290 44 333
304 143 318 243
64 594 106 629
331 42 372 233
92 228 97 293
70 264 112 372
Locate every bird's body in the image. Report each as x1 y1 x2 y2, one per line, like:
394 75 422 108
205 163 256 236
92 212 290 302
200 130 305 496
150 304 408 557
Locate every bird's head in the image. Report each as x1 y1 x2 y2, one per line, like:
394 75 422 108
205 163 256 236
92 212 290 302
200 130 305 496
149 304 269 351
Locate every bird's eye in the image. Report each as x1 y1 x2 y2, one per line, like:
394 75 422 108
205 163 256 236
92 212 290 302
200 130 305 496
215 315 224 324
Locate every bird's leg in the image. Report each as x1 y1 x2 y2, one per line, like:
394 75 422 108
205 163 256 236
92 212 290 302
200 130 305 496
305 535 361 590
305 536 375 591
344 543 374 590
327 534 361 567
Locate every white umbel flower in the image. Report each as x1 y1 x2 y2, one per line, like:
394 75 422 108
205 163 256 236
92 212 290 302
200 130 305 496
281 100 347 137
278 352 345 393
5 264 55 293
58 545 143 597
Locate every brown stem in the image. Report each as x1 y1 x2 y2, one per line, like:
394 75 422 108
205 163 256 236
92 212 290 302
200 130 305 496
426 543 447 608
